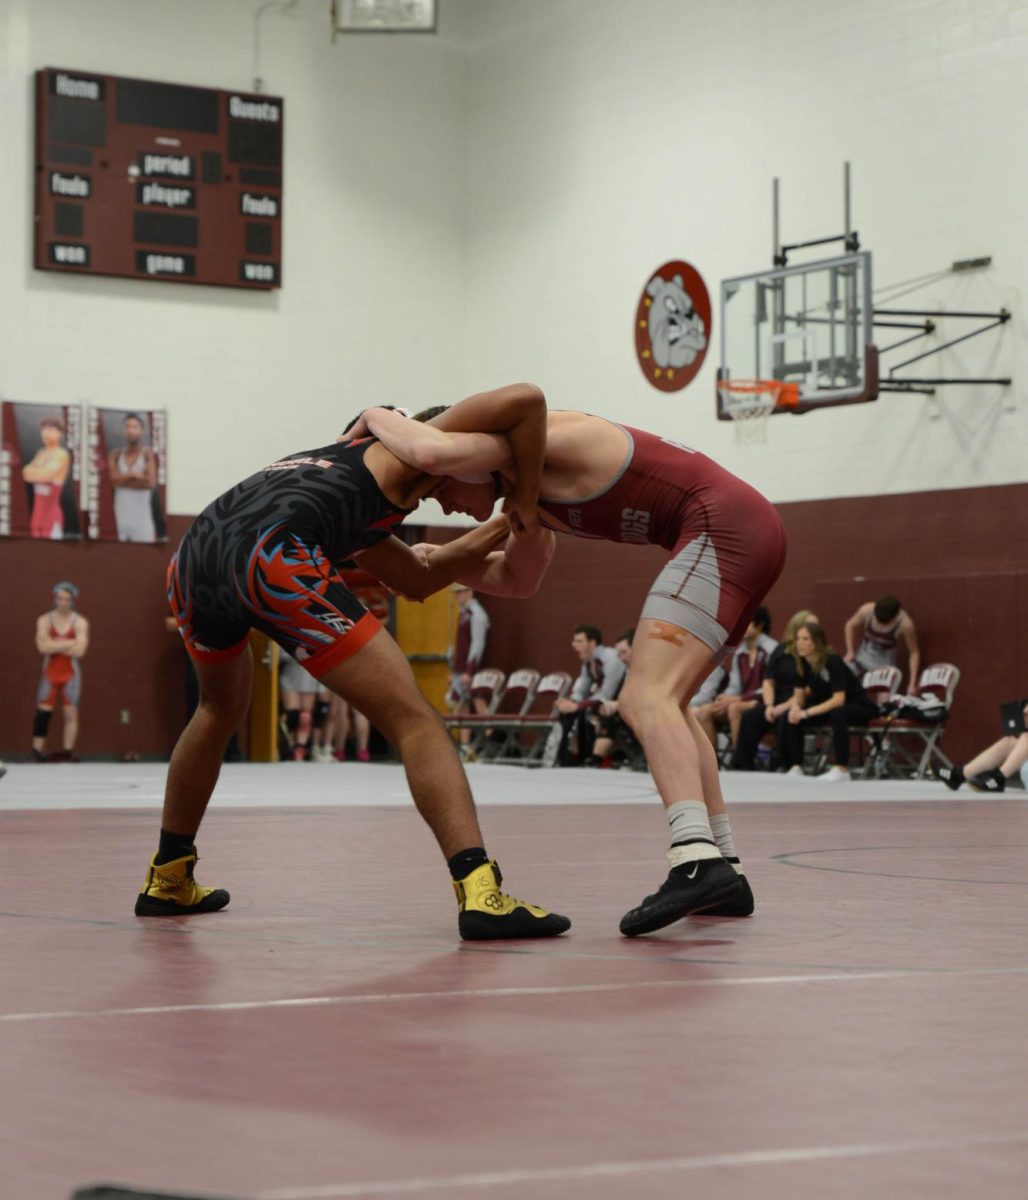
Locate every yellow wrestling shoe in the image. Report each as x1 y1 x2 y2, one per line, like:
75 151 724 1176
453 860 570 940
134 851 230 917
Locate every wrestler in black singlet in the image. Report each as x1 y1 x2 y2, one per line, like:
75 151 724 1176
168 439 410 674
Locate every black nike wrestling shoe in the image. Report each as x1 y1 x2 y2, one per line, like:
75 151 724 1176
620 855 743 937
696 857 755 917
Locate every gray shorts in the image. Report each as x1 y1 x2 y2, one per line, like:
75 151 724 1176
279 654 320 695
640 495 787 652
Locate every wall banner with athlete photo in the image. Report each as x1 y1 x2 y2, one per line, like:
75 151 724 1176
87 406 168 543
0 399 82 540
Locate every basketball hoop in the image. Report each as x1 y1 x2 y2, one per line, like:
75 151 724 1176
717 379 799 444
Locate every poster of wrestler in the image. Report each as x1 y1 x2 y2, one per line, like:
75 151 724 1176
0 400 82 540
87 406 168 543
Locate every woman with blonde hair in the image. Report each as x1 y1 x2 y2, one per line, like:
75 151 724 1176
731 608 817 771
780 620 878 781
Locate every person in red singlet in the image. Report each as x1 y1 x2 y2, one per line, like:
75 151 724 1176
342 405 787 935
31 582 90 762
22 418 70 540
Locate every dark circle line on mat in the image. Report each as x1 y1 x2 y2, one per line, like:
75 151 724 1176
772 845 1028 886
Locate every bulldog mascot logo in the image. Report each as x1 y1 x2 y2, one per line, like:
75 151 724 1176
634 260 711 392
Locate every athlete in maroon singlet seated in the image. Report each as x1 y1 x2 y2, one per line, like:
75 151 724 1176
341 406 786 935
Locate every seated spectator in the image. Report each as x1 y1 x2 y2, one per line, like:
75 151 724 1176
693 607 776 757
780 621 879 782
935 700 1028 793
844 593 920 690
732 609 816 771
689 663 727 711
589 628 637 767
552 624 627 766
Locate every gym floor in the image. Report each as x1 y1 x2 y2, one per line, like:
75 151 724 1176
2 764 1026 1200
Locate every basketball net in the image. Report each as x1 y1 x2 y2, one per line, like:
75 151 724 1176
718 379 796 444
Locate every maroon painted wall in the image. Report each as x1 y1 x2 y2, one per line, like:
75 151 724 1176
1 483 1024 764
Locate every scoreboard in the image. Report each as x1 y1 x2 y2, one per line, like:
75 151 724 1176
34 68 283 290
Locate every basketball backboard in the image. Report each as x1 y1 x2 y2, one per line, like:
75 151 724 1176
718 251 878 418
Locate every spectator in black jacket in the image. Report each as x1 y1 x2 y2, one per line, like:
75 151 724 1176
731 609 816 771
780 621 878 782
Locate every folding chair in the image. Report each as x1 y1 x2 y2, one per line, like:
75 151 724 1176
856 666 903 779
485 671 573 766
468 669 541 762
442 668 506 755
864 663 961 779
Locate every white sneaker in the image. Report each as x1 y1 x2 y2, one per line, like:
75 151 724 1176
820 766 850 783
785 765 805 778
312 745 333 763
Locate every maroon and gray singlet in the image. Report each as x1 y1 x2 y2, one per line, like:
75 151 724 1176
537 422 786 651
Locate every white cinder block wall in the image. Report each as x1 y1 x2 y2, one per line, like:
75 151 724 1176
0 0 469 517
1 0 1024 518
461 0 1028 502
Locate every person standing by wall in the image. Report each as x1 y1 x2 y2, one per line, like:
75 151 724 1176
449 584 490 757
31 582 89 762
108 413 157 543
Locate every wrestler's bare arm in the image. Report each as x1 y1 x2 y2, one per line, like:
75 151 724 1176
843 602 871 659
24 449 69 484
351 410 511 476
355 518 510 602
35 615 68 655
417 526 556 599
68 617 90 658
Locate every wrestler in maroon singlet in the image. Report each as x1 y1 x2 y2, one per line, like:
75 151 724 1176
534 422 786 654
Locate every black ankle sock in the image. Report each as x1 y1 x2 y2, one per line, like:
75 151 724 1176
157 828 196 865
448 846 489 880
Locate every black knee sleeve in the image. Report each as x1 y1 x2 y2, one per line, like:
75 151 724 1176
33 708 53 738
284 709 300 733
313 700 331 728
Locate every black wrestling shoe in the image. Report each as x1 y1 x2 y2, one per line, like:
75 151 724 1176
934 764 964 791
619 856 743 937
697 857 755 917
968 768 1005 794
